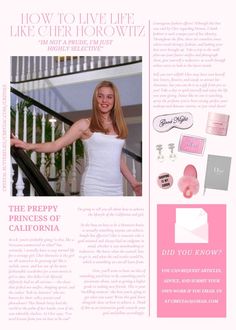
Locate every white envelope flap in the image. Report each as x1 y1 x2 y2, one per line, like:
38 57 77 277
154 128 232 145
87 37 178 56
175 223 208 243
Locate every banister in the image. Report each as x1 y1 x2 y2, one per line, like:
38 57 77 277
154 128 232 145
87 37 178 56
11 57 142 84
11 146 57 196
11 87 73 126
122 148 142 163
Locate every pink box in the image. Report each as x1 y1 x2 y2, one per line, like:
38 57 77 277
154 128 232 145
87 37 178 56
179 134 206 155
206 112 230 136
157 204 226 317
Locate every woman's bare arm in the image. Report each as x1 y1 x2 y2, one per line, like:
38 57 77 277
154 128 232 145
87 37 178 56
11 118 89 153
120 155 142 196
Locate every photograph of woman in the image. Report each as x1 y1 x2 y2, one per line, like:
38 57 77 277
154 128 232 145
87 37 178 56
11 80 142 196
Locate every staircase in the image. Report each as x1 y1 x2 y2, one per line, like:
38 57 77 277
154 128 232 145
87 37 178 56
10 56 142 196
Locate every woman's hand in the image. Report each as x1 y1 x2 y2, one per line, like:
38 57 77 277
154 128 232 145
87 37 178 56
11 137 31 151
132 181 142 196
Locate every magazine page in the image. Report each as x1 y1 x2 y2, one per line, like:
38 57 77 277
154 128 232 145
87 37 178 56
0 1 236 329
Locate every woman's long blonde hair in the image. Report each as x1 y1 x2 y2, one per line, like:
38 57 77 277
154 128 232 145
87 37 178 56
89 80 128 139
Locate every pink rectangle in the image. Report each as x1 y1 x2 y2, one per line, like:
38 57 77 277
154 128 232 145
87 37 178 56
179 135 206 155
157 204 226 317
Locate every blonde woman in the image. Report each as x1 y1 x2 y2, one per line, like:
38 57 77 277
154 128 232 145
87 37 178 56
11 81 142 196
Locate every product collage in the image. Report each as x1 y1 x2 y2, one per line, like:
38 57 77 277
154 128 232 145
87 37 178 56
153 111 231 199
154 110 229 317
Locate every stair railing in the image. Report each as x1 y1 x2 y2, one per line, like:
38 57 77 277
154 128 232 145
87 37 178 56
11 146 57 196
11 56 142 83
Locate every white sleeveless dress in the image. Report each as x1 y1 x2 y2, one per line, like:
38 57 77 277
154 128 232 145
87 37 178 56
80 132 125 196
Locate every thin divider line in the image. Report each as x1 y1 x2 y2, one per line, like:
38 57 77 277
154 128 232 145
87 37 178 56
148 18 151 317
